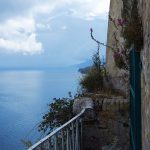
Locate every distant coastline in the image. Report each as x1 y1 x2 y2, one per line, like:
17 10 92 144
78 66 91 74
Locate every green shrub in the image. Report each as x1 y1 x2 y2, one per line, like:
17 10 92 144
80 67 104 92
38 93 74 133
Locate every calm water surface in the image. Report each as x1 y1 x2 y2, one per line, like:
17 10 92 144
0 71 79 150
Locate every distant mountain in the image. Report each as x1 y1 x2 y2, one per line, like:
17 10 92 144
75 59 92 74
76 59 92 68
78 66 92 74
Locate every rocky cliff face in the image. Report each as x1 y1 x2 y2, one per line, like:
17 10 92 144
106 0 123 77
73 95 130 150
83 96 130 150
106 0 128 96
138 0 150 149
107 0 150 149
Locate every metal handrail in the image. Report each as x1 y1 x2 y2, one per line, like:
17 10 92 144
28 109 86 150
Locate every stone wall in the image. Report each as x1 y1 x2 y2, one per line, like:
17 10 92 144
138 0 150 149
107 0 150 149
106 0 128 95
74 96 130 150
106 0 123 77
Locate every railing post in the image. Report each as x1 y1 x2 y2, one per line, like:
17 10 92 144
67 128 69 150
54 134 58 150
72 122 75 150
75 119 79 150
69 125 72 150
61 130 64 150
80 118 83 150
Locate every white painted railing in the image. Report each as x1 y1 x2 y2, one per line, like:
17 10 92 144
28 109 86 150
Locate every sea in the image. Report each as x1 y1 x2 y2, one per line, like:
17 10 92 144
0 70 80 150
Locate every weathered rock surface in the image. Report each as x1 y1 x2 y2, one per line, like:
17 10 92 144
107 0 150 149
106 0 123 77
73 97 94 115
76 95 130 150
102 145 122 150
106 0 128 97
138 0 150 149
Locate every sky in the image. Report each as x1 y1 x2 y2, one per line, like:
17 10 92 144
0 0 110 70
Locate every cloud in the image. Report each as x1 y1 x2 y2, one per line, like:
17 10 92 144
0 17 43 55
0 0 110 56
0 1 56 55
0 0 110 21
61 25 67 30
0 34 42 55
66 0 110 20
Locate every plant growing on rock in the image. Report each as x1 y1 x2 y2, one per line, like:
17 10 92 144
80 28 106 92
113 48 129 70
109 0 143 70
80 67 104 92
122 0 143 51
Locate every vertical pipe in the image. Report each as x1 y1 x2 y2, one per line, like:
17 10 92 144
67 128 69 150
49 137 52 150
54 135 57 150
72 122 75 150
75 119 79 150
80 118 83 150
61 130 64 150
69 125 72 150
46 139 49 150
